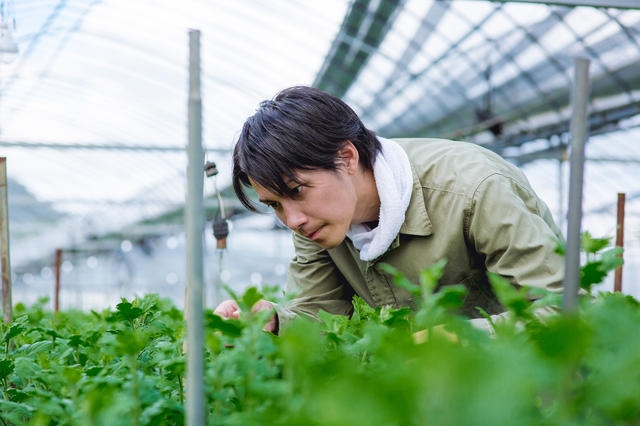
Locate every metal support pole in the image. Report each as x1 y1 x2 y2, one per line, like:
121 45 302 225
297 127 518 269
558 158 564 234
563 57 590 312
614 193 625 292
54 249 62 312
185 29 205 426
0 158 12 324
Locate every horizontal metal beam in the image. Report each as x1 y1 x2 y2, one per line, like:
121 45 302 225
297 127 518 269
502 143 640 166
478 101 640 153
447 0 640 9
0 140 231 153
8 196 242 208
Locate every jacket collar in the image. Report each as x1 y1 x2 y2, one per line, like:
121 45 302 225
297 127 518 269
353 152 434 265
398 161 433 237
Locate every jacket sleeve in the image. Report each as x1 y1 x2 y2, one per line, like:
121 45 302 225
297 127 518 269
466 172 564 292
275 232 355 328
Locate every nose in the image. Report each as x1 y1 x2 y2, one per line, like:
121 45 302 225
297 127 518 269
281 205 307 232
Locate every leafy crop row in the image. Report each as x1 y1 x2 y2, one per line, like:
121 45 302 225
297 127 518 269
0 234 636 426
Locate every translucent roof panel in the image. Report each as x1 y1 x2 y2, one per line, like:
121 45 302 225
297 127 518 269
338 1 640 147
1 0 348 266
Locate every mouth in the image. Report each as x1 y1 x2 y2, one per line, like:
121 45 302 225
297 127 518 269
307 226 324 241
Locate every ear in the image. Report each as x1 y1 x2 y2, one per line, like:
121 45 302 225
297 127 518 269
337 141 359 175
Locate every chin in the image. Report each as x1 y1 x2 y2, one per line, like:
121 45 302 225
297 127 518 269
317 233 347 250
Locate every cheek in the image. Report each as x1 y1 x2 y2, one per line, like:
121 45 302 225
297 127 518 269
322 186 356 225
274 210 287 226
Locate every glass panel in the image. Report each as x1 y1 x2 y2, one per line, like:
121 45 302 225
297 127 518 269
433 8 472 47
537 21 576 55
583 21 623 48
480 9 517 40
514 42 548 71
617 9 640 28
563 7 610 38
450 0 496 26
502 2 551 27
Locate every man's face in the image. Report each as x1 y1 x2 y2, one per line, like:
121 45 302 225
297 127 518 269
250 168 357 250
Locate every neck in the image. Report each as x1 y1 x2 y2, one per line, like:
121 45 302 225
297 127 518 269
352 167 380 225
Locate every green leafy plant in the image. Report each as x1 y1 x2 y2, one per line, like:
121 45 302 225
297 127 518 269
0 233 634 426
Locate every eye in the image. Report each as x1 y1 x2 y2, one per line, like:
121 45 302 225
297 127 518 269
267 202 281 210
290 185 303 196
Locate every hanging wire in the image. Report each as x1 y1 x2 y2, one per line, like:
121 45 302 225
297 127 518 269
212 172 226 220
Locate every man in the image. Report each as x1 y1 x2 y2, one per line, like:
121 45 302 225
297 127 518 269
214 86 564 333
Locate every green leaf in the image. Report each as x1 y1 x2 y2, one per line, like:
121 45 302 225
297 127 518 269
116 302 143 326
44 329 61 339
0 399 34 415
114 330 147 356
382 307 413 328
581 231 610 254
380 264 420 297
62 365 82 385
0 359 14 382
599 247 624 273
433 284 467 310
317 310 343 335
13 358 41 379
85 366 103 377
241 287 264 310
475 307 495 328
581 262 607 291
419 259 447 295
160 357 185 380
1 315 29 345
139 397 184 425
139 293 159 312
488 273 532 320
67 335 87 348
352 296 376 322
6 388 29 403
206 313 244 337
529 315 590 362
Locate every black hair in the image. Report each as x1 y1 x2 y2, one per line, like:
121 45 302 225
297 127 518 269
232 86 381 213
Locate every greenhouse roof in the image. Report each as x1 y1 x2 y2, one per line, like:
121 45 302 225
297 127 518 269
1 0 639 282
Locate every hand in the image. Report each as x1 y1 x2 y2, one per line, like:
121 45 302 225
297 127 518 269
214 299 241 320
214 299 278 334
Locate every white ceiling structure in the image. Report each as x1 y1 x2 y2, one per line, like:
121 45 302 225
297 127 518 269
0 0 347 265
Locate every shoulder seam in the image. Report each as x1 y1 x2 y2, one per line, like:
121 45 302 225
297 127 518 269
420 185 472 199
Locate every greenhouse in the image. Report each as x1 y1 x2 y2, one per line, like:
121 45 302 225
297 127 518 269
0 0 639 425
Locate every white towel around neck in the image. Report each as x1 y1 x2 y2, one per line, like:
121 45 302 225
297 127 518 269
346 137 413 261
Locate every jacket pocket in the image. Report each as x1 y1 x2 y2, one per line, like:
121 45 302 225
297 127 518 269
458 271 505 319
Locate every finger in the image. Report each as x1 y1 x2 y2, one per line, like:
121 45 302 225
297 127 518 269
213 306 232 318
214 300 239 318
252 300 274 314
263 316 277 333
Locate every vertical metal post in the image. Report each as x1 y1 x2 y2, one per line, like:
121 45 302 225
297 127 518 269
563 57 590 312
558 158 564 233
185 29 205 426
0 158 12 324
54 249 62 312
614 193 625 293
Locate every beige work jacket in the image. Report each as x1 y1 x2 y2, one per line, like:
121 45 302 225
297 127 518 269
277 138 564 327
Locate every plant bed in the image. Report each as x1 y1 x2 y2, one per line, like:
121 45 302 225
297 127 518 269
0 236 635 426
